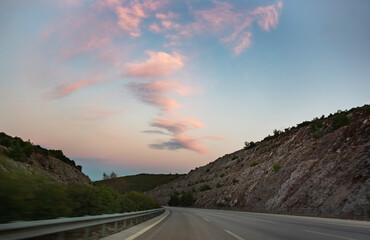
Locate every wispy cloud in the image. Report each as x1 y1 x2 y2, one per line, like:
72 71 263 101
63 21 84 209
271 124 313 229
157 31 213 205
142 130 170 135
149 135 207 154
128 80 192 112
150 0 282 55
147 118 207 153
44 77 101 99
124 51 184 79
251 1 283 31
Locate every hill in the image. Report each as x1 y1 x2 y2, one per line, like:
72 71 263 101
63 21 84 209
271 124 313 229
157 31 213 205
0 134 161 223
0 132 91 184
146 104 370 220
95 173 184 194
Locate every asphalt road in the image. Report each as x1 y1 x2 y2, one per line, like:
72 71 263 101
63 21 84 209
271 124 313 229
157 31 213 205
135 207 370 240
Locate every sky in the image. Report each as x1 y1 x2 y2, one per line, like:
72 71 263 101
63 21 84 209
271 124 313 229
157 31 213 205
0 0 369 181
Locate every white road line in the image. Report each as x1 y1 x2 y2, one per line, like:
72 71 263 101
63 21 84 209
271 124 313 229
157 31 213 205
126 211 170 240
224 229 245 240
301 229 355 240
202 217 210 222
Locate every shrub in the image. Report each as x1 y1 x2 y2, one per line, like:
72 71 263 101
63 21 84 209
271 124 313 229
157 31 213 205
168 191 195 206
220 173 225 178
231 156 239 160
273 129 283 136
272 163 282 172
332 111 349 130
311 117 324 139
216 183 222 188
225 166 230 169
232 179 239 184
199 184 211 192
250 161 259 167
206 168 210 172
244 141 257 150
216 202 226 208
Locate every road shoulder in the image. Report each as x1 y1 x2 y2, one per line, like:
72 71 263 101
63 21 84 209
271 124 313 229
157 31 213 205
101 209 170 240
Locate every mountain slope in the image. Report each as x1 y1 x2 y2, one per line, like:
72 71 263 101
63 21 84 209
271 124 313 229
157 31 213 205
147 105 370 219
0 133 91 185
95 173 184 194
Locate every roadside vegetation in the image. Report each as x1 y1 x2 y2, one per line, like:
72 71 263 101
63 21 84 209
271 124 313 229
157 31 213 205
168 191 195 207
0 156 160 223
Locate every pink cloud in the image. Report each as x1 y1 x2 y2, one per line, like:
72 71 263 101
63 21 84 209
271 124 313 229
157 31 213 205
251 1 283 31
153 1 282 54
233 32 252 55
125 51 184 79
149 23 161 33
148 118 207 153
116 4 146 37
64 37 109 59
194 1 241 33
129 80 193 112
150 118 204 135
97 0 168 37
45 77 100 99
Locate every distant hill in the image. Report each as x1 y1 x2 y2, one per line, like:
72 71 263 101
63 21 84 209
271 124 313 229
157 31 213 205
147 104 370 220
95 173 184 194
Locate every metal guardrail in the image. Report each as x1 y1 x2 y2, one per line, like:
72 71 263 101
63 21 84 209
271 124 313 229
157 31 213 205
0 208 165 240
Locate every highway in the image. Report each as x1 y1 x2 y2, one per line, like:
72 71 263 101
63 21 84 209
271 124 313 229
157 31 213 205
134 207 370 240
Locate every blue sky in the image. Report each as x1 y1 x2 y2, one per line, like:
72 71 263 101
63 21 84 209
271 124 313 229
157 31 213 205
0 0 369 180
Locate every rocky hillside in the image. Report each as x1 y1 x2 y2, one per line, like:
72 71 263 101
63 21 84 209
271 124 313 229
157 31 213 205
0 133 91 185
147 105 370 219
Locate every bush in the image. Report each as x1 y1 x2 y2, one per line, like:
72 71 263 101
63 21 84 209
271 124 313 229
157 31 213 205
168 191 195 207
216 202 226 208
231 156 239 160
244 141 257 150
199 184 212 192
311 117 323 139
273 129 283 136
232 179 239 184
332 111 349 130
0 168 160 223
272 163 282 172
250 161 259 167
216 183 222 188
220 173 225 178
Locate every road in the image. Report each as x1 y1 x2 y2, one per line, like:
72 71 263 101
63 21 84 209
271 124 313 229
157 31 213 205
135 207 370 240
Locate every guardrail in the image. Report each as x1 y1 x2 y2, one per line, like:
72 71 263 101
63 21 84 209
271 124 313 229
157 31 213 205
0 208 165 240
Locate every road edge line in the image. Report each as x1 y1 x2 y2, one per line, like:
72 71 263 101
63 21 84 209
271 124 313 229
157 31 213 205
125 209 170 240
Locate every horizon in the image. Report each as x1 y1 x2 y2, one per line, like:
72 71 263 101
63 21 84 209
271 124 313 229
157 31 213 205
1 0 369 181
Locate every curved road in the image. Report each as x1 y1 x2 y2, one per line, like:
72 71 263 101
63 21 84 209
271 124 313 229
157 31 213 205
135 207 370 240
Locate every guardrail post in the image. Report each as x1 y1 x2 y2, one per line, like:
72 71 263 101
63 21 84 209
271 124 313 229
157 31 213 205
114 221 118 232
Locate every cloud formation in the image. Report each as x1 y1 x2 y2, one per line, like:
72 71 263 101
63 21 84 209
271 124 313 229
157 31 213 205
149 1 283 54
125 51 184 79
148 118 207 153
128 80 192 112
45 77 100 99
